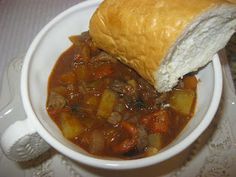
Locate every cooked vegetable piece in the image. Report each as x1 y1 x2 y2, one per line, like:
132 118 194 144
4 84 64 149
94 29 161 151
145 147 158 156
121 121 137 136
183 76 198 90
112 138 137 154
148 133 162 150
97 89 117 118
141 110 169 133
60 112 84 139
60 71 76 84
169 89 195 115
74 65 89 81
112 121 138 154
107 112 122 125
94 64 113 79
90 130 105 153
69 35 81 46
127 79 137 89
85 95 99 107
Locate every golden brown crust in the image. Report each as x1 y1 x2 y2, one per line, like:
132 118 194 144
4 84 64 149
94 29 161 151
89 0 230 86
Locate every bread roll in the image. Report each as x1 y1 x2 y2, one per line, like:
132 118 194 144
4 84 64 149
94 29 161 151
89 0 236 92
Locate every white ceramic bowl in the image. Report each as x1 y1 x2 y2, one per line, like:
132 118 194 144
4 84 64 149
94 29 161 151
21 0 222 169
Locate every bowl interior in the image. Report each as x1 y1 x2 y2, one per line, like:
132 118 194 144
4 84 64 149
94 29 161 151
24 0 221 169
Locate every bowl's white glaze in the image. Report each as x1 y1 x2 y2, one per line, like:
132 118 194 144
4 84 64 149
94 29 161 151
21 0 222 169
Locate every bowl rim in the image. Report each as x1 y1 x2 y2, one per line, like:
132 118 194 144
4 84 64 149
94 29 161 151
20 0 223 170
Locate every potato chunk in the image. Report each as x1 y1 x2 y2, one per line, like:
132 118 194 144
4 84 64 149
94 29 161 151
169 89 195 115
60 112 84 139
148 133 162 150
97 89 117 118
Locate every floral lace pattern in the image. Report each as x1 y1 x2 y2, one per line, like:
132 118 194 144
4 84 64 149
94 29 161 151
196 119 236 177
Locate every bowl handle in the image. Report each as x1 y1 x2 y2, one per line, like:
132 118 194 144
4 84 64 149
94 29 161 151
1 118 50 161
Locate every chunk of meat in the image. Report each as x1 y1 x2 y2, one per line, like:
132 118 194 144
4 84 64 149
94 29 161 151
137 78 159 107
70 32 100 62
47 92 66 110
110 80 137 99
92 51 117 63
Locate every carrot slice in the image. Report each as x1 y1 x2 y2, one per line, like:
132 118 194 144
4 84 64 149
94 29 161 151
141 110 169 133
183 76 198 90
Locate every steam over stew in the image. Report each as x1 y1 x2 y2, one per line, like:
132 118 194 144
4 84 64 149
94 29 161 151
47 32 197 159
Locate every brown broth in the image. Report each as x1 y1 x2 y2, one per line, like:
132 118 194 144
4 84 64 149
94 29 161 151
46 32 197 159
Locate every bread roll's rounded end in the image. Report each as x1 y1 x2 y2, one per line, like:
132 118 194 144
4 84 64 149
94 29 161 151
90 0 236 92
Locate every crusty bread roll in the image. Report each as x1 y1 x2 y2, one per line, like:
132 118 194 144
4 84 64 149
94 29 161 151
89 0 236 92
